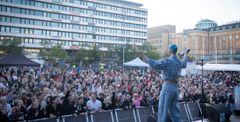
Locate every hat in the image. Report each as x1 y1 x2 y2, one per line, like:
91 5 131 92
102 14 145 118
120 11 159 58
168 44 178 53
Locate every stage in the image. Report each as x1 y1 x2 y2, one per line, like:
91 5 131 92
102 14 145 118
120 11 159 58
194 115 240 122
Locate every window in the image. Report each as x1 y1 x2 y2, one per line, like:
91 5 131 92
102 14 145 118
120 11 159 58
51 13 58 19
34 20 42 26
35 1 43 7
6 27 10 32
1 26 5 32
29 19 34 25
236 35 239 40
34 29 42 35
3 16 11 22
223 36 226 40
34 11 43 16
51 31 58 36
73 16 79 21
11 17 21 23
73 24 79 29
87 26 93 31
0 6 6 12
73 33 80 38
52 4 59 10
11 27 20 33
12 0 22 4
11 7 21 14
51 22 58 27
34 39 41 44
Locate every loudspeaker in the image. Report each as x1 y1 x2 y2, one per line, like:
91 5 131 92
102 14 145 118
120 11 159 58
207 104 232 121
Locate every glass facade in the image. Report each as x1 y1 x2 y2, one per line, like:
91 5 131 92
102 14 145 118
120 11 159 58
0 0 147 49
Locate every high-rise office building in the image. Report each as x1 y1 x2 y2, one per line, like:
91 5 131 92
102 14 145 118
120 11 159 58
0 0 147 55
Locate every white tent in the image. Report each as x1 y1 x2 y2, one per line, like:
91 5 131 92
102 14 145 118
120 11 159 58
196 64 240 71
31 59 44 66
124 57 150 67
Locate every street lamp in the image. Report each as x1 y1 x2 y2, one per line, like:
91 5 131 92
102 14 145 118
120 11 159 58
122 38 125 69
230 34 233 64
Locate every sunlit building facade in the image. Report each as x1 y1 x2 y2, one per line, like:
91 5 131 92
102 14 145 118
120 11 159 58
148 25 176 54
173 20 240 61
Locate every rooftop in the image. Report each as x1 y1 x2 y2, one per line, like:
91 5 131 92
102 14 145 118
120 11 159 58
204 21 240 32
100 0 143 8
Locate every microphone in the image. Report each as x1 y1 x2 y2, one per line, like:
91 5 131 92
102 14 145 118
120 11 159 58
179 49 190 57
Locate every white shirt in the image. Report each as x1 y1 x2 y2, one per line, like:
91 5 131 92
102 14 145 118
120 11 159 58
87 99 102 111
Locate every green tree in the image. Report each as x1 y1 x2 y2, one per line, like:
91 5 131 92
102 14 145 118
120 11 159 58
75 43 101 65
39 40 51 60
47 45 68 64
90 43 101 63
141 42 161 59
75 49 91 64
114 41 161 62
0 38 23 54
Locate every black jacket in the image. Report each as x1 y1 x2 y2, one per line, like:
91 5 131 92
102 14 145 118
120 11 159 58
60 91 75 115
26 106 44 120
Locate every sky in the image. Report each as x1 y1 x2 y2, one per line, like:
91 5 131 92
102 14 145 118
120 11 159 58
130 0 240 32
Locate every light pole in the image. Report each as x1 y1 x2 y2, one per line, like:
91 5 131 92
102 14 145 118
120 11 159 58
123 39 125 69
230 34 233 64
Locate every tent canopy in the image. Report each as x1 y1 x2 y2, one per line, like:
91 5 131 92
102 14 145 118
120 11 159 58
0 55 40 67
196 64 240 71
124 57 150 67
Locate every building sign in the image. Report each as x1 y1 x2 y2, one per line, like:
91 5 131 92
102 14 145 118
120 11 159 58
51 18 62 22
69 45 80 50
70 12 80 16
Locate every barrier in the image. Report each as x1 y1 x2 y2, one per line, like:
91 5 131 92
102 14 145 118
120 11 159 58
179 102 191 122
27 102 203 122
90 110 114 122
115 109 137 122
235 85 240 110
29 117 58 122
136 107 153 122
61 114 89 122
186 101 202 121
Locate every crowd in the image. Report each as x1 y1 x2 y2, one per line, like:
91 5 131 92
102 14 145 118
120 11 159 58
0 66 239 121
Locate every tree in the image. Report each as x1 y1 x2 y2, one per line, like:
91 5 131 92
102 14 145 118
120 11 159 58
75 49 91 64
0 37 23 55
141 42 161 59
75 43 101 65
47 45 68 64
90 43 101 63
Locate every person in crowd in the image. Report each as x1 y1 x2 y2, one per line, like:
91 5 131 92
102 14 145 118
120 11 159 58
60 88 75 115
0 96 12 116
132 93 142 108
0 66 238 121
75 97 87 114
45 96 59 118
0 102 9 122
87 93 102 112
121 94 132 110
8 106 22 121
26 100 44 120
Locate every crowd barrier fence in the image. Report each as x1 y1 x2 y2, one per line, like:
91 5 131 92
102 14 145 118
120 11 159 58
28 101 202 122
